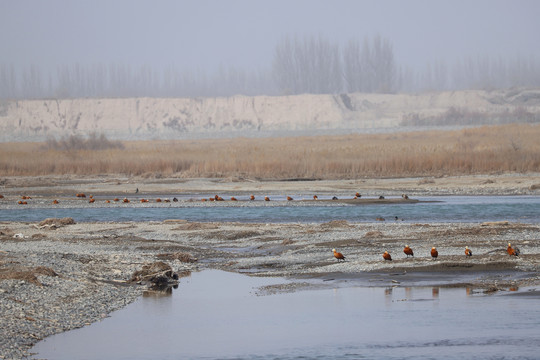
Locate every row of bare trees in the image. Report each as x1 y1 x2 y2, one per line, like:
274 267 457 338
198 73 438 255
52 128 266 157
271 34 396 94
1 34 540 99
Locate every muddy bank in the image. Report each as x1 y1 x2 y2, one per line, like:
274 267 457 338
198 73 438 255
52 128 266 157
1 173 540 198
1 218 539 358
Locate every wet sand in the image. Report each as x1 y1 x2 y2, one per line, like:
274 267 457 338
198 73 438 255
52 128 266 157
0 175 539 359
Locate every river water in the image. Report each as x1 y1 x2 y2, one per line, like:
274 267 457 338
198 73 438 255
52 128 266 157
2 196 540 223
32 270 540 360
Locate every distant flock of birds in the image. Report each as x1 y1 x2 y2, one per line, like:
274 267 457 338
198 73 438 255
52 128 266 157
332 242 521 262
5 191 410 207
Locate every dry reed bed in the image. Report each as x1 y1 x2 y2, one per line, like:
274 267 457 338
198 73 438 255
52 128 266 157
1 124 539 178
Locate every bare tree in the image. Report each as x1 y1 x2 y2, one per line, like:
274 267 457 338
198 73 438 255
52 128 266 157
272 35 342 95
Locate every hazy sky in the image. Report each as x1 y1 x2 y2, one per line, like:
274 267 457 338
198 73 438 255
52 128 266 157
1 0 539 73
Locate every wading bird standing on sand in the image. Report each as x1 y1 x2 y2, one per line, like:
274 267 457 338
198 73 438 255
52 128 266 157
332 249 345 262
383 251 392 261
507 243 520 256
465 246 472 256
431 247 438 259
403 245 414 257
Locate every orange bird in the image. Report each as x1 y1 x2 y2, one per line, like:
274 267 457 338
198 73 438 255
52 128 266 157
264 196 270 201
250 195 255 201
230 197 237 201
89 198 95 203
355 192 361 198
507 243 520 256
52 199 59 204
332 249 345 262
123 198 130 203
313 195 318 200
403 245 414 258
113 198 119 202
383 251 392 261
431 247 438 259
287 196 293 201
465 246 472 256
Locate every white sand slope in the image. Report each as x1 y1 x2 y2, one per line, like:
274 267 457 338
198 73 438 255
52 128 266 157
1 88 539 141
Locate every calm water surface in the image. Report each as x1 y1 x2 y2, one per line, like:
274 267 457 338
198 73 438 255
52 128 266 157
2 196 540 223
32 270 540 360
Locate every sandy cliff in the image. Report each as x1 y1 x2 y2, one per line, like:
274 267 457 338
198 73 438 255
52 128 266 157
1 88 539 141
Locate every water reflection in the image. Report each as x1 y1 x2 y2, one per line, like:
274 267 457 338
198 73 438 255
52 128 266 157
32 271 540 360
143 283 178 297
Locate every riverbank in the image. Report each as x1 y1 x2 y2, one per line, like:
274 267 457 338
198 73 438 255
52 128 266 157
1 219 539 359
0 176 539 359
1 173 540 198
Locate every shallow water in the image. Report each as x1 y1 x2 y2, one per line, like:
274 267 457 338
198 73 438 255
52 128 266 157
32 270 540 360
2 195 540 223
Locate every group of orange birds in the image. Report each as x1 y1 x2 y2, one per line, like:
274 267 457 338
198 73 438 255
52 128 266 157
333 243 521 262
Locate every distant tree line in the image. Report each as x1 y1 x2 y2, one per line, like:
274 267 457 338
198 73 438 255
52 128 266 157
1 34 540 99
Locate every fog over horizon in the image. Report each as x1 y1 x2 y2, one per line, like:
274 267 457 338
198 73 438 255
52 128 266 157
1 0 540 98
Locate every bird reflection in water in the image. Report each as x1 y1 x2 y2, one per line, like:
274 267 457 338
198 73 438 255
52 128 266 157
143 283 179 297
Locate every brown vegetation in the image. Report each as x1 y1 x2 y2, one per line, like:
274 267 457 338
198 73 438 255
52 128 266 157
0 266 58 286
43 133 124 151
1 124 539 179
38 217 76 227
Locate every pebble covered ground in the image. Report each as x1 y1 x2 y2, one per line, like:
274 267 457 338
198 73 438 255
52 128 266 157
1 218 539 359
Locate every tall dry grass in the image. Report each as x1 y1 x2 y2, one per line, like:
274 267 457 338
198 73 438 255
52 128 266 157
1 124 539 179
